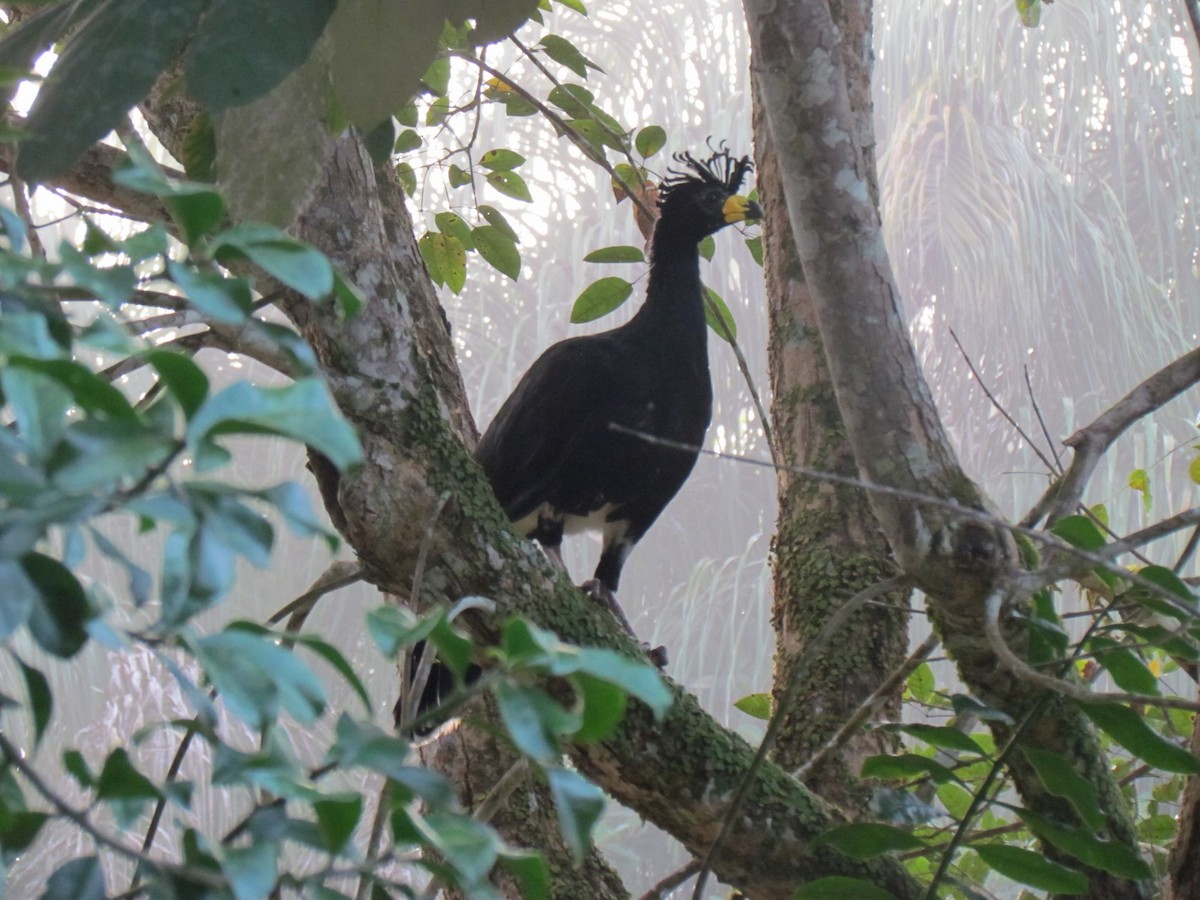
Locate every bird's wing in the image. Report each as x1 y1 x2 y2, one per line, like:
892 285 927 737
474 336 631 522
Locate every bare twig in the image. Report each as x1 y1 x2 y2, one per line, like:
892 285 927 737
1025 365 1062 473
1039 345 1200 524
637 858 703 900
691 575 913 899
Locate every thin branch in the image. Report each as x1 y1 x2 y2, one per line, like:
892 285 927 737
951 329 1059 476
637 859 703 900
1025 365 1062 473
691 575 913 899
983 592 1200 713
266 560 364 626
793 632 940 781
1039 345 1200 524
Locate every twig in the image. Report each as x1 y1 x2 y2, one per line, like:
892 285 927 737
793 632 939 781
1025 365 1062 473
266 560 363 627
1039 345 1200 523
637 858 703 900
951 329 1059 477
473 758 529 823
691 575 912 899
983 592 1200 713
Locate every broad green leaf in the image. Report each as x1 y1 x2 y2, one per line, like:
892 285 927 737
472 225 522 279
186 378 362 472
435 211 475 249
0 366 70 461
496 681 559 762
16 658 51 746
537 34 600 79
212 224 334 301
394 128 422 154
547 83 594 118
449 164 473 188
1019 808 1152 879
702 285 737 343
193 629 326 729
478 205 520 242
1088 636 1159 695
1128 467 1151 512
84 530 150 608
499 850 550 900
419 232 447 285
746 234 764 265
1079 701 1200 773
314 794 363 853
44 856 105 900
187 0 335 112
571 672 626 742
887 723 985 755
0 561 36 642
811 822 926 859
480 148 526 171
1190 456 1200 485
1050 514 1106 552
0 809 49 865
1021 746 1105 830
972 844 1087 894
146 349 210 420
860 754 957 785
905 662 934 702
256 481 337 549
1016 0 1042 27
292 634 371 711
168 262 253 323
635 124 667 158
443 234 468 294
421 812 500 884
18 0 208 183
1132 565 1197 620
734 692 772 720
571 277 632 323
547 766 605 864
181 112 217 181
97 748 160 829
367 605 439 658
793 876 896 899
221 842 278 900
7 357 137 422
583 245 644 264
486 170 533 202
22 553 91 658
51 420 177 493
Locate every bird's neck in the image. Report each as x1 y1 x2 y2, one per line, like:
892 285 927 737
633 231 707 337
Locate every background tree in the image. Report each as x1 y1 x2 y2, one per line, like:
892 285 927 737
2 0 1200 898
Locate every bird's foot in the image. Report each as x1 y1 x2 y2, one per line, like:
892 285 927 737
580 580 668 669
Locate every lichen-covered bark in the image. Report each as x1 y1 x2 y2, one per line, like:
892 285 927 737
743 0 1146 894
1169 707 1200 899
754 86 909 811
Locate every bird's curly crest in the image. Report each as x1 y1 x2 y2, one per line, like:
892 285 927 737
659 141 753 203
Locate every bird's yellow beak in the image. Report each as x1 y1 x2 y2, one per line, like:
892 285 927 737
723 195 763 223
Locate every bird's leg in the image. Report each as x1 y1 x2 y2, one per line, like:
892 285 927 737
542 542 569 574
580 578 668 669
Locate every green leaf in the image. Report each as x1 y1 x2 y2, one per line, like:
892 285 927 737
745 234 763 265
16 658 51 746
167 263 253 323
571 276 632 323
887 723 986 755
478 205 520 242
1128 467 1151 512
860 754 957 785
499 849 550 900
435 211 475 249
367 606 439 658
186 0 335 112
314 794 363 853
1050 514 1106 552
495 682 577 762
146 349 210 420
810 823 926 859
63 750 95 790
1133 565 1198 620
22 553 91 658
635 124 667 159
472 225 522 279
538 34 601 79
44 856 106 900
52 420 177 493
486 170 533 202
7 357 137 421
186 378 362 472
448 163 474 188
583 245 644 263
1018 808 1152 879
0 809 49 866
292 633 371 711
1078 701 1200 773
0 366 70 462
547 766 605 863
193 628 327 729
212 224 334 301
443 235 468 294
97 748 160 829
181 112 217 181
547 83 594 118
480 148 526 171
421 812 500 884
0 562 36 643
256 481 337 549
571 672 626 742
971 844 1087 894
702 285 737 342
734 692 772 720
221 841 278 900
1088 636 1159 695
792 876 896 899
394 128 422 154
17 0 208 183
1021 746 1106 831
112 149 227 245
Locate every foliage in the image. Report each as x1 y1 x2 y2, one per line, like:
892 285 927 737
0 151 669 896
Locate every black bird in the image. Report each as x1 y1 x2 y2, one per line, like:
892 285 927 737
399 146 760 729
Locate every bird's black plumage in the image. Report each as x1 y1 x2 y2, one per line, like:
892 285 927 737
477 146 759 595
399 146 759 731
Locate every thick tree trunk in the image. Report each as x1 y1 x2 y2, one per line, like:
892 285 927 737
754 86 909 811
743 0 1147 895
